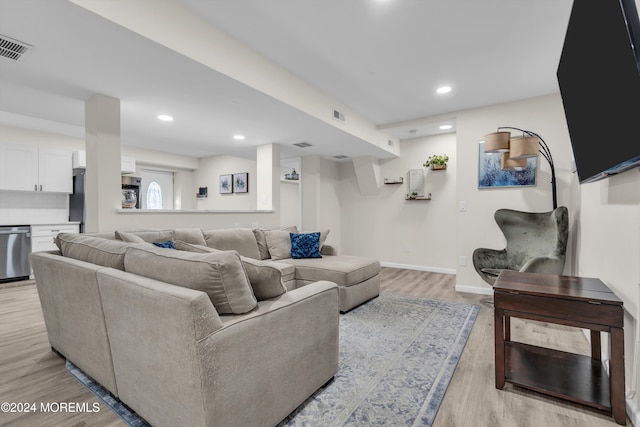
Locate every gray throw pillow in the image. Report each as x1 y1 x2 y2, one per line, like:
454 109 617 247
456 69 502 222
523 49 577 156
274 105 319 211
253 225 298 260
263 230 292 261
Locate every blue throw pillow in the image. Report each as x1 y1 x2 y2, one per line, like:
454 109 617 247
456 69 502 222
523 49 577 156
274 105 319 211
153 240 175 249
290 232 322 259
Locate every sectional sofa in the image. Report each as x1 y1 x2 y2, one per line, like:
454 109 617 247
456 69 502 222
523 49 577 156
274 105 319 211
29 226 380 427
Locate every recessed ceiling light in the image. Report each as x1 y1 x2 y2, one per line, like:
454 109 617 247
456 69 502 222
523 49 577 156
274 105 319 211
436 86 452 94
157 114 173 121
233 134 245 140
440 125 453 130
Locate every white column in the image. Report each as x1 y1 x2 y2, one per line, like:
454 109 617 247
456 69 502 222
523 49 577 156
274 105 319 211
84 94 121 232
256 143 280 213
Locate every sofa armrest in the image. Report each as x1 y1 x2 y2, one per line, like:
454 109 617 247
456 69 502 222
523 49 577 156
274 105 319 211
201 280 339 426
30 251 119 395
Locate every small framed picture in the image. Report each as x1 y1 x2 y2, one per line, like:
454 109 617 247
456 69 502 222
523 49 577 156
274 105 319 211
233 172 248 193
219 174 233 194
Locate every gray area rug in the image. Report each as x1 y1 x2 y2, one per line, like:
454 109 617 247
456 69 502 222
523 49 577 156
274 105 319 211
68 293 479 427
279 293 479 426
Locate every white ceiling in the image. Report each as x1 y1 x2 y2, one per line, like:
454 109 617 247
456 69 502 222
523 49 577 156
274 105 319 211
0 0 574 161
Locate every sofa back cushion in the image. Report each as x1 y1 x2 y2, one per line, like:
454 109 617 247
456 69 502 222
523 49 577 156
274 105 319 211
55 233 132 270
173 228 206 246
124 245 257 314
174 240 286 301
203 228 261 260
115 228 174 244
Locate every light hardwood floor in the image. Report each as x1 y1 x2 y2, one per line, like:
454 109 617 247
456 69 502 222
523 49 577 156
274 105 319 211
0 269 629 426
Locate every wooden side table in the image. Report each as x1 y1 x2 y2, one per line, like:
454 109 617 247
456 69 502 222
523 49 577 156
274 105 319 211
494 270 625 425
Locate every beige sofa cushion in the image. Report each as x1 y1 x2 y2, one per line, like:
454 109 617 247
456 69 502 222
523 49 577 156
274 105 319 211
173 228 206 246
174 240 286 300
55 233 132 270
124 245 257 314
286 255 380 287
116 229 174 244
203 228 261 260
263 230 291 260
264 229 330 261
253 225 298 260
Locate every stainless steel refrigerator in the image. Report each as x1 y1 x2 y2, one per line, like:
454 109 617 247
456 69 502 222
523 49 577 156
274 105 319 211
69 171 86 233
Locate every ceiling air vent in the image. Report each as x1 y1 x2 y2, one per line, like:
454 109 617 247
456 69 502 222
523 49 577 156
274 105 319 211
293 142 313 148
333 155 349 160
332 109 345 123
0 34 33 62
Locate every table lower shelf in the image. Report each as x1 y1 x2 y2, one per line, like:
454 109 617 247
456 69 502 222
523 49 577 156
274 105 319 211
505 341 611 412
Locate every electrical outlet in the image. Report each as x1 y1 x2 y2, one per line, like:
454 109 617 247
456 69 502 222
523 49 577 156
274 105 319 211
458 256 467 266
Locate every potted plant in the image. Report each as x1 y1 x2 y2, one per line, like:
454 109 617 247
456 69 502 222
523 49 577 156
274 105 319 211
423 154 449 170
409 191 418 200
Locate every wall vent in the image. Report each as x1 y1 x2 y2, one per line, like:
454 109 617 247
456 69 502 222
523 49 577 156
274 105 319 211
332 109 345 122
0 34 33 62
293 142 313 148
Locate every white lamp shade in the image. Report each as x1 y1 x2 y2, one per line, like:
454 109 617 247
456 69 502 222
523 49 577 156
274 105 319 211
484 131 510 153
509 136 539 159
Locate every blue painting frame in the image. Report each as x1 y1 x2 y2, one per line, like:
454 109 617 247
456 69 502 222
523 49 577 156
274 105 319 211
478 141 537 188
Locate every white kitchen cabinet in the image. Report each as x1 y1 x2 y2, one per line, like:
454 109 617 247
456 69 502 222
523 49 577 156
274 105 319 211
38 149 73 192
0 144 38 191
121 156 136 174
31 224 79 252
0 144 72 193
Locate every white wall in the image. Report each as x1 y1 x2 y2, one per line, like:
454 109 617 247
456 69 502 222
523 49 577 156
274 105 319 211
572 168 640 414
339 133 457 270
194 155 257 211
300 156 342 250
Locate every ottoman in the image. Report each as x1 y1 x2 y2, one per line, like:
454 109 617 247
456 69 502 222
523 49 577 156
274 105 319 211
285 255 381 312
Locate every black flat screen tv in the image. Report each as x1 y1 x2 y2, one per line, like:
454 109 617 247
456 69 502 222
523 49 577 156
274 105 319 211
557 0 640 183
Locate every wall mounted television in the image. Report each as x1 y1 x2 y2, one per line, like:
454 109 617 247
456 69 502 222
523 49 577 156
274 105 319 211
557 0 640 183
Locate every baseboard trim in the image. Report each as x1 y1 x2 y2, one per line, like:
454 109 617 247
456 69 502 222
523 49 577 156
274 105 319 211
454 284 493 295
380 262 456 275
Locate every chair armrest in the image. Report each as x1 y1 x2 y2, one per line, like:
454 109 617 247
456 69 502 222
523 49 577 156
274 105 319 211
472 248 510 285
519 256 565 275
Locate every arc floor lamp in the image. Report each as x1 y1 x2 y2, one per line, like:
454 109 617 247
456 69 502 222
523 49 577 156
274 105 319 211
484 127 558 209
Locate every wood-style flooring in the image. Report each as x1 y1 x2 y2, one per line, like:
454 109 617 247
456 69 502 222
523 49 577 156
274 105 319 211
0 269 629 426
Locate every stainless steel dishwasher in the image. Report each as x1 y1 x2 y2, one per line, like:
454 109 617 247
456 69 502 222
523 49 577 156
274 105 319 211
0 225 32 282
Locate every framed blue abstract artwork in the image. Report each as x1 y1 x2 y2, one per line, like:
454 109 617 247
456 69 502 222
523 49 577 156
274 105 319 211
478 141 537 188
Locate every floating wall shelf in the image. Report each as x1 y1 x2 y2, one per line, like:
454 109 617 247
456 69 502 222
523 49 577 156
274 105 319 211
405 193 432 201
384 177 403 184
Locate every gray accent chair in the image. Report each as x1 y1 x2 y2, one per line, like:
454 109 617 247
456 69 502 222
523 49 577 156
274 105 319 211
473 206 569 285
